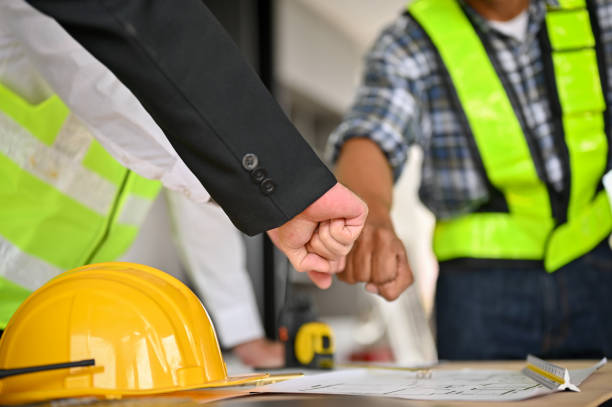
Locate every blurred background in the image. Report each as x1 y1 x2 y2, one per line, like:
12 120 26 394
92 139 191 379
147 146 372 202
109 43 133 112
122 0 438 367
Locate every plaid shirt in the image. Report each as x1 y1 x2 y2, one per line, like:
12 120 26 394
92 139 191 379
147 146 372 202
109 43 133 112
328 0 612 220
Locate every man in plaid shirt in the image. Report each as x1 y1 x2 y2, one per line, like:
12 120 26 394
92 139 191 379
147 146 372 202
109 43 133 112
329 0 612 359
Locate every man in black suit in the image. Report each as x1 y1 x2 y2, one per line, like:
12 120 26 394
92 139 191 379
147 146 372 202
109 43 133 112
14 0 390 291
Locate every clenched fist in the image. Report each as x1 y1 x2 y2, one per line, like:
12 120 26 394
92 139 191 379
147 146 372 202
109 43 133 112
267 182 368 289
338 208 413 300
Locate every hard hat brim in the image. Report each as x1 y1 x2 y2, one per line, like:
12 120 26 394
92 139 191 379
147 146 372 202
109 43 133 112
0 372 270 405
201 372 271 388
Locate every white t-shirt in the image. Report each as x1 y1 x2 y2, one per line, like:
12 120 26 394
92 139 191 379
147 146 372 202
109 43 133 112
488 9 529 42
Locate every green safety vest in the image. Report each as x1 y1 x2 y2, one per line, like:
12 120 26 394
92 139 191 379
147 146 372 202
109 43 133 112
408 0 611 271
0 83 162 329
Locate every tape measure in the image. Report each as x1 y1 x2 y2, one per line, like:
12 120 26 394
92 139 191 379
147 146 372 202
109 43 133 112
278 296 334 369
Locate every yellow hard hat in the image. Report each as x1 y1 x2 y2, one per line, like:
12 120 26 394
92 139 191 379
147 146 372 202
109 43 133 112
0 262 267 404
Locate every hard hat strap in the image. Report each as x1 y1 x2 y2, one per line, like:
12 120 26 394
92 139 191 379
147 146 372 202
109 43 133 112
0 359 95 379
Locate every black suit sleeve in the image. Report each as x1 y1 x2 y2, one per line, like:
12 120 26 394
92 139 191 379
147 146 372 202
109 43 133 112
26 0 336 236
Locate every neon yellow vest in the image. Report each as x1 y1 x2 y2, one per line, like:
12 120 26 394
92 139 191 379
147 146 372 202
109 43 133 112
408 0 611 271
0 83 162 328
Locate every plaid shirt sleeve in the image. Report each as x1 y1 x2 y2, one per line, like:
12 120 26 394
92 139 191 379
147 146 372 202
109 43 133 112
327 18 421 181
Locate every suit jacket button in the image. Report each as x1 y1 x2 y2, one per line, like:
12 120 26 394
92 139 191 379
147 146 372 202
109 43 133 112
242 153 258 171
251 167 268 183
260 178 275 195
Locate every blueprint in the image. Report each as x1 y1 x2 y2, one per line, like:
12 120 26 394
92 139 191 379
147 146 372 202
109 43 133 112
256 358 606 402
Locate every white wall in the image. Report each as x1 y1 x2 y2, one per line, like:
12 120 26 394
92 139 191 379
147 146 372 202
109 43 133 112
276 0 407 114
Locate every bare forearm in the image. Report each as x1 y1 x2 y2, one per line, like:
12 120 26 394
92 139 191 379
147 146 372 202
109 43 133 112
335 138 413 300
335 138 394 218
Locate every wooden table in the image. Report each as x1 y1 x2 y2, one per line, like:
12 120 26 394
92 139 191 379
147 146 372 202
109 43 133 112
403 360 612 407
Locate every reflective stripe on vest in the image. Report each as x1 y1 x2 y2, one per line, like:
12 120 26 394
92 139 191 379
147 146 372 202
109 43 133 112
0 83 162 328
409 0 611 271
